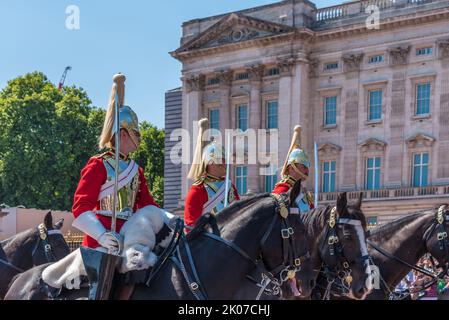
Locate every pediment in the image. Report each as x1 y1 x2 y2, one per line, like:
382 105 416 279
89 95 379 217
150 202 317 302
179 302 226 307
173 13 296 56
318 142 342 156
359 138 387 152
406 133 435 148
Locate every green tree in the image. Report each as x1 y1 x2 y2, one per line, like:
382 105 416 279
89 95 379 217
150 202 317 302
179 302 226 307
132 121 165 206
0 72 104 210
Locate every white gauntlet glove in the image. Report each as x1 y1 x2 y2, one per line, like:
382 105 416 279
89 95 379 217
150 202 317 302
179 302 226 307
98 232 122 254
73 211 122 254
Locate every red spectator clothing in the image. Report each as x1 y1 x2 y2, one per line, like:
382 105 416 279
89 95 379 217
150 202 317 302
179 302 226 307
72 152 158 248
184 181 240 228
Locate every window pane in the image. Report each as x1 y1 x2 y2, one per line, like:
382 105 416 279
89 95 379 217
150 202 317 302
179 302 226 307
367 169 373 190
422 165 428 187
367 158 373 168
369 90 382 120
209 109 220 130
422 153 429 164
414 154 421 165
323 173 329 193
237 105 248 131
267 101 278 129
324 162 329 171
413 166 421 187
375 157 381 167
330 172 336 192
325 96 337 125
331 161 336 171
374 168 380 189
416 83 430 115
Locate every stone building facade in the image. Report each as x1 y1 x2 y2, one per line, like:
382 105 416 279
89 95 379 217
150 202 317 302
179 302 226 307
168 0 449 225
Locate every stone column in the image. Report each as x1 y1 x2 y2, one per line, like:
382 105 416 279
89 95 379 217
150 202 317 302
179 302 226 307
181 74 205 202
246 64 264 194
217 70 233 133
277 57 296 178
341 52 363 191
386 46 410 188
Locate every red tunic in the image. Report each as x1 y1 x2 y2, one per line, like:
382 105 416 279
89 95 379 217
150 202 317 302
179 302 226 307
184 183 240 228
272 182 315 210
272 182 291 195
72 155 158 248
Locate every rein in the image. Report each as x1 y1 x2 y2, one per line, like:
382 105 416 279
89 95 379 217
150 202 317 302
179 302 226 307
366 205 449 300
146 194 310 300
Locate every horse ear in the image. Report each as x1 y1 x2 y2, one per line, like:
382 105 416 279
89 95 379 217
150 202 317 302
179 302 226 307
354 192 363 210
289 179 302 206
336 192 347 214
54 218 64 230
44 211 53 229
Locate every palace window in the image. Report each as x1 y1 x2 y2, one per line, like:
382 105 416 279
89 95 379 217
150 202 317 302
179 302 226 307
412 153 429 187
236 104 248 132
266 100 278 129
366 157 381 190
322 161 336 193
324 96 337 126
209 109 220 130
266 68 280 77
416 47 433 56
235 72 249 81
368 90 382 121
235 166 248 195
368 55 384 64
416 82 431 115
207 77 220 86
265 174 278 193
324 62 339 71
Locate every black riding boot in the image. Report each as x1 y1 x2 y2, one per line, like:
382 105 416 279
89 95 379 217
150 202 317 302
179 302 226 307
80 247 120 300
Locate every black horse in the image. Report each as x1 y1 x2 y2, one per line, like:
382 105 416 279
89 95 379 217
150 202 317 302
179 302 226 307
362 204 449 299
234 191 371 300
6 190 314 300
292 192 372 300
0 211 70 298
311 204 449 300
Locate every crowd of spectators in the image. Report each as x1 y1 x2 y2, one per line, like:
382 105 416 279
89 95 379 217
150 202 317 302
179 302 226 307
395 255 449 300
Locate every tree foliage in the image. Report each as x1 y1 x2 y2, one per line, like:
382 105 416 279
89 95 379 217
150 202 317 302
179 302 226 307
0 72 165 211
0 72 104 210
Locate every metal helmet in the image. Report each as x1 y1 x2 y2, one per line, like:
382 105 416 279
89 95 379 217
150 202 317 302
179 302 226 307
119 105 139 135
281 125 310 180
202 140 225 165
99 73 140 150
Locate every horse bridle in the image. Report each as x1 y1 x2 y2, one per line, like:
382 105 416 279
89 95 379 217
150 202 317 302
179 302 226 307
166 194 310 300
320 206 371 298
366 205 449 300
31 223 60 264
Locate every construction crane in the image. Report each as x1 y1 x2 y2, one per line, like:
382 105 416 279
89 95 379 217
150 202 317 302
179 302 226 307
58 66 72 90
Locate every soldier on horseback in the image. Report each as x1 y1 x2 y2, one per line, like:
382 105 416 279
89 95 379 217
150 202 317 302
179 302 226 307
272 125 314 213
184 118 240 228
41 73 178 299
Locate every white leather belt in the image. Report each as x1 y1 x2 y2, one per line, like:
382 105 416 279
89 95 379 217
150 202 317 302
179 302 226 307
95 210 133 221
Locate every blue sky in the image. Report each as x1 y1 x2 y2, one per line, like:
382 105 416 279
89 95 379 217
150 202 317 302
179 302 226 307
1 0 342 129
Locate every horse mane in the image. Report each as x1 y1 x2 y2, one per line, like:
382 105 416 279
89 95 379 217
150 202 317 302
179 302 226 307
301 205 332 238
301 200 368 237
369 207 438 238
1 228 37 254
214 193 274 227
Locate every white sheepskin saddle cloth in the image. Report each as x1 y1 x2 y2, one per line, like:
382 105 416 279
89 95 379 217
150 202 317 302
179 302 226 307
42 205 172 290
